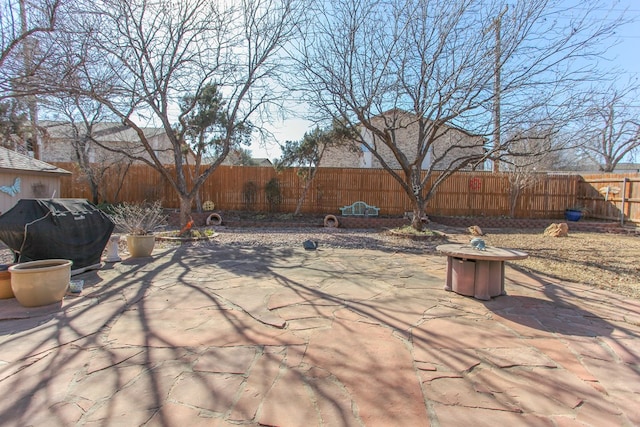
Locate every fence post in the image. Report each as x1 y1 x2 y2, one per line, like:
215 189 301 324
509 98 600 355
621 178 627 226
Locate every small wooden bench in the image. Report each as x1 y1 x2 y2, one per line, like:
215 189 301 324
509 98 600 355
339 201 380 217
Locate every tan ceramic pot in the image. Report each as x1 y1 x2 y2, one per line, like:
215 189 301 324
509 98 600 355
9 259 72 307
126 234 155 258
0 267 15 299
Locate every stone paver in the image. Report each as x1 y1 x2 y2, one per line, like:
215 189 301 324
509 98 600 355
0 243 639 426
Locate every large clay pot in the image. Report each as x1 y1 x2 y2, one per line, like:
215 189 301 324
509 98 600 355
126 234 155 258
0 264 15 299
9 259 72 307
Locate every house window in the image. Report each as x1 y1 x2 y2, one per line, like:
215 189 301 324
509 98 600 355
421 149 431 169
359 130 374 168
360 143 372 168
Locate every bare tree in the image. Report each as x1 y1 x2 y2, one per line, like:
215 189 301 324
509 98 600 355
0 0 60 99
0 98 28 149
226 148 258 166
1 0 62 158
55 0 302 227
578 86 640 172
276 124 353 215
297 0 622 229
41 96 134 204
501 128 558 217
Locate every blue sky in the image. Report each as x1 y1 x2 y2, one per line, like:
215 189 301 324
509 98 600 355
252 0 640 161
564 0 640 80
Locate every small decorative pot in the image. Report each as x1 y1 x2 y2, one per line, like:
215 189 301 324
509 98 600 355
9 259 72 307
126 234 156 258
69 279 84 293
564 209 583 222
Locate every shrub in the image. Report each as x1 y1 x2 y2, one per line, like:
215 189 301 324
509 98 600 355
108 201 167 235
265 178 282 212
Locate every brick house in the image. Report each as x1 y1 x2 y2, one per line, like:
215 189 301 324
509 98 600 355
321 110 486 170
222 149 274 167
39 121 179 165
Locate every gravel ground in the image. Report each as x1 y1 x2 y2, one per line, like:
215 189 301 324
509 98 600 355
0 226 447 265
158 226 450 253
2 224 639 299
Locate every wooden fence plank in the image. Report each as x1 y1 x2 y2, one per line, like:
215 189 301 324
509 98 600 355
578 174 640 224
52 162 640 223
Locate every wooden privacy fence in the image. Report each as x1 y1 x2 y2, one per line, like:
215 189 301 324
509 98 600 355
578 174 640 225
52 162 640 223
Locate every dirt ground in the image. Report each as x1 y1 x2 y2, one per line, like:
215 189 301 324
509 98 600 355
456 229 640 299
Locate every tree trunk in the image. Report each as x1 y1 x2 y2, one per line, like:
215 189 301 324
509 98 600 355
411 203 427 231
179 195 193 229
195 192 202 213
409 170 427 231
110 162 131 203
89 179 99 205
509 186 520 218
294 179 313 216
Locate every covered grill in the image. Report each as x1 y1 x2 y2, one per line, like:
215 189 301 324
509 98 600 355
0 199 114 273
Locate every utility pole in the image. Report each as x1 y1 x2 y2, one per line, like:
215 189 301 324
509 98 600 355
20 0 41 159
490 6 507 173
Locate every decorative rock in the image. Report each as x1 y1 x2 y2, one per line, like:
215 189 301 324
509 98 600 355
468 225 484 236
544 223 569 237
303 240 318 250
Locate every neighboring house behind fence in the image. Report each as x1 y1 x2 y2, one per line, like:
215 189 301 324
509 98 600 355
321 110 486 170
39 121 269 167
39 121 177 165
221 149 274 167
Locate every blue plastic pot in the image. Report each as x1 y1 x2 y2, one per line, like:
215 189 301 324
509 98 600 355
564 209 582 222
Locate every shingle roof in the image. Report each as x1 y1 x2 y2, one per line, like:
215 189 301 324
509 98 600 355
0 147 71 175
40 121 165 143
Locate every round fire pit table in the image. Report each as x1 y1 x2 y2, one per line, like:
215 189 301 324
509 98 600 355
436 244 528 300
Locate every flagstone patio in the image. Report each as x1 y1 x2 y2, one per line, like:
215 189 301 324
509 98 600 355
0 242 638 426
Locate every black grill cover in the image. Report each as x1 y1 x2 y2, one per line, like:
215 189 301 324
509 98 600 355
0 199 114 269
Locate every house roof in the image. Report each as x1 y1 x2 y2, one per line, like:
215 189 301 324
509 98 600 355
253 158 273 166
614 163 640 173
368 108 486 140
39 121 203 164
0 147 71 175
40 121 166 143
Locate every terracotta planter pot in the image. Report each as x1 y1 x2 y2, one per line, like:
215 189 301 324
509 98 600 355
9 259 72 307
126 234 156 258
0 265 15 299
